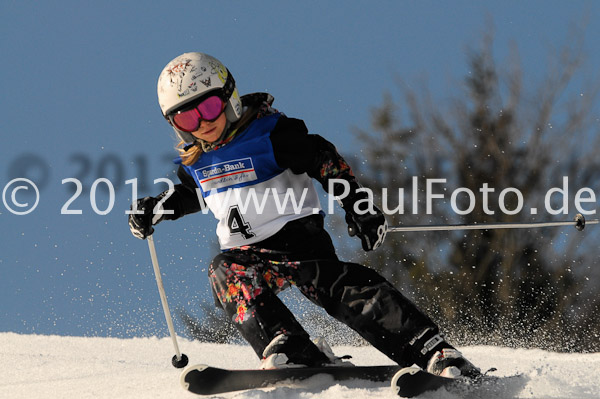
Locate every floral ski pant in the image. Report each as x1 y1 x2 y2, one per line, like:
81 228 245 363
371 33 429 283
208 217 439 367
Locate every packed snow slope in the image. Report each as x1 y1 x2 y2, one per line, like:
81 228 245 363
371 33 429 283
1 332 598 399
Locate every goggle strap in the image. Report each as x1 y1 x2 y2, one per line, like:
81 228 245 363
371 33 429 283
222 69 235 101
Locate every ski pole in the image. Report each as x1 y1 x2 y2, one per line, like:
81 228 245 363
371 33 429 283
147 234 189 368
387 213 598 233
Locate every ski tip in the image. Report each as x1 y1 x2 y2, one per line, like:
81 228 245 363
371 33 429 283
179 364 209 390
391 367 422 396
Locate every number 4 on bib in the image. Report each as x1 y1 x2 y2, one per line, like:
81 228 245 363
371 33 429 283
227 205 255 239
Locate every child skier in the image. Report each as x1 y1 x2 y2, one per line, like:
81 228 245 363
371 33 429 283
129 52 480 378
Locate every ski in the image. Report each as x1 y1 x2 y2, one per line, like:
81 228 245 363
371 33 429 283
180 363 401 395
391 366 523 397
392 367 457 397
181 363 522 396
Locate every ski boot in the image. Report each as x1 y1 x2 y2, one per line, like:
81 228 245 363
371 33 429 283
260 334 352 369
426 348 481 379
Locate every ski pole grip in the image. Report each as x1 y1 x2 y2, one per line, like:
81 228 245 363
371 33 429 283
575 213 585 231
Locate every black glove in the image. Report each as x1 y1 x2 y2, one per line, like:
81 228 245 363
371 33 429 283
344 202 387 251
128 196 165 239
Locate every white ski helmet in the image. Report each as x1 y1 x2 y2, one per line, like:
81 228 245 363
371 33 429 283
157 52 242 143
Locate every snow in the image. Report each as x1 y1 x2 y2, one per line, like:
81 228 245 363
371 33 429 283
1 332 599 399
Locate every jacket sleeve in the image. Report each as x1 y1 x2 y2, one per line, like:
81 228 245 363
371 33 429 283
269 115 363 208
160 165 204 220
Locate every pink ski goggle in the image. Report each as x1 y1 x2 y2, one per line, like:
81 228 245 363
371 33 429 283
168 96 226 132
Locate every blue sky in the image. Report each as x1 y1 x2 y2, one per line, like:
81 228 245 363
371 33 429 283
1 1 599 338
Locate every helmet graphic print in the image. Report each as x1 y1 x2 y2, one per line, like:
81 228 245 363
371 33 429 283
157 53 242 143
